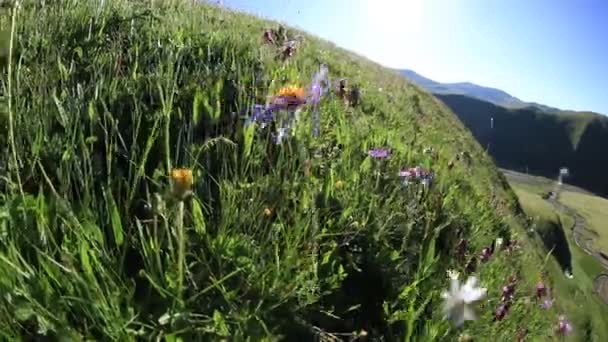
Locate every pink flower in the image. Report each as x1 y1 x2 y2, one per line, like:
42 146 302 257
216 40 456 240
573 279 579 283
494 303 509 321
480 247 493 262
557 315 573 335
535 281 547 299
501 284 516 302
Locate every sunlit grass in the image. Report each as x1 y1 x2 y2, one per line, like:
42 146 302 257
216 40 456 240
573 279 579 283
560 191 608 255
0 0 576 340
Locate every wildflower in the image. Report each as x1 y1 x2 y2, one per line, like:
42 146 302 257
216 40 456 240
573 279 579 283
398 169 412 178
535 281 547 299
441 275 487 326
262 29 275 44
309 64 330 137
280 40 298 60
480 247 493 262
447 269 460 280
334 180 344 190
494 302 509 321
277 85 306 99
556 315 573 336
501 284 515 302
271 127 290 145
541 298 554 310
247 104 275 128
263 207 273 217
308 64 330 106
170 168 193 200
273 86 307 108
368 148 391 159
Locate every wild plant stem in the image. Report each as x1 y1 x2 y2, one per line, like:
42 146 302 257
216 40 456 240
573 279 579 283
177 200 185 304
7 2 24 200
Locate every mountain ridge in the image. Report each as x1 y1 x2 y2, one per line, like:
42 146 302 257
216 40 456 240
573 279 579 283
399 69 564 113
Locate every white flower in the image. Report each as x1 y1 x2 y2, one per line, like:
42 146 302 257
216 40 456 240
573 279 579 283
496 237 504 248
441 276 487 326
447 269 460 280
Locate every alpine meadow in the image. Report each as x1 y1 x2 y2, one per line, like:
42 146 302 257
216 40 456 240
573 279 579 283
0 1 603 341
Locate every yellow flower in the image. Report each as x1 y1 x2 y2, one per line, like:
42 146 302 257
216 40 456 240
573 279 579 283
334 180 344 190
170 168 193 200
277 85 305 100
263 207 273 217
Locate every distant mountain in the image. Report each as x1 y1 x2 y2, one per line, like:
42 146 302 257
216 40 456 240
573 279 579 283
434 93 608 197
398 69 562 113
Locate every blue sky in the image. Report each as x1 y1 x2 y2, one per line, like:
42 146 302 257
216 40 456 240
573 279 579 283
222 0 608 114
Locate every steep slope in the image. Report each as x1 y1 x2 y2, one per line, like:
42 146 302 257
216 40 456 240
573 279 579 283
437 94 608 197
399 69 562 113
0 1 564 340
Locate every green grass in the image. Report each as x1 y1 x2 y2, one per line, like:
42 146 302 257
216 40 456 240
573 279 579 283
560 191 608 255
437 93 608 197
509 179 608 342
0 0 579 340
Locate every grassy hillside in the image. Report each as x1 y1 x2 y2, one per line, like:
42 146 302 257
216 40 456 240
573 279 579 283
0 0 581 340
437 94 608 197
560 192 608 256
508 178 608 341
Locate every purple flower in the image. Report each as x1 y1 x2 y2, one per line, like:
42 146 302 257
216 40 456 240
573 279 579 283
245 104 275 128
494 303 509 321
272 95 306 109
480 247 493 262
308 64 329 106
309 64 329 138
557 315 573 335
541 298 554 310
399 170 412 177
501 284 516 302
368 148 391 159
536 281 547 299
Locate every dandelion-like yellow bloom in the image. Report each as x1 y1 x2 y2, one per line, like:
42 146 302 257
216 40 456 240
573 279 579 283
334 180 344 190
170 168 193 200
277 85 305 100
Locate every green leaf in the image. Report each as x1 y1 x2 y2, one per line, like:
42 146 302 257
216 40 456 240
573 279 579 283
80 241 93 277
73 46 83 60
192 88 204 125
192 198 206 235
14 305 35 322
213 310 230 336
103 188 124 247
52 92 68 128
243 123 256 159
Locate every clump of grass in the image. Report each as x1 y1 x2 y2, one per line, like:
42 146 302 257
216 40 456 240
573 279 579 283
0 0 562 340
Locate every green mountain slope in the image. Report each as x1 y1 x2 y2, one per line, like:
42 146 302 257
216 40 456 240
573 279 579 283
0 1 578 340
435 94 608 197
